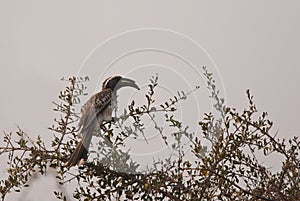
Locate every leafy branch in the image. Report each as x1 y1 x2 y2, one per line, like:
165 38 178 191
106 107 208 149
0 70 299 201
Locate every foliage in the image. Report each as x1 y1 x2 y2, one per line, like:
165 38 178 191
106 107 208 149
0 68 299 201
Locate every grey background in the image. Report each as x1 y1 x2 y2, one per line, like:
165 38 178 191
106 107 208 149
1 1 299 200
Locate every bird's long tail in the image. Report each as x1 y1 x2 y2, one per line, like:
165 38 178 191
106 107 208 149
65 130 93 167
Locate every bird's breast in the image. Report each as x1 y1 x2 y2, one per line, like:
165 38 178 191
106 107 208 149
102 104 113 121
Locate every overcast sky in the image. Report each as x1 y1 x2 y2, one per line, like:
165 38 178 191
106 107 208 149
1 1 299 200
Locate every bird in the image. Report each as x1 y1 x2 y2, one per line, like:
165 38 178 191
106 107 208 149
65 76 140 167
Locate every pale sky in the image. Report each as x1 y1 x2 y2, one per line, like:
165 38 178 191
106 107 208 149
1 1 299 200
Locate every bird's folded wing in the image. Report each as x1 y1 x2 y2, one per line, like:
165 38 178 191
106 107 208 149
79 88 112 131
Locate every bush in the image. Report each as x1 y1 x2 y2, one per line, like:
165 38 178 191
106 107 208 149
0 68 299 200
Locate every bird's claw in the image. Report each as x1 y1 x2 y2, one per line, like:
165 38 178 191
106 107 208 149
111 117 119 123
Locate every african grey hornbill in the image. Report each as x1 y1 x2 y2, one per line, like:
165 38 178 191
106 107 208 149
65 76 139 167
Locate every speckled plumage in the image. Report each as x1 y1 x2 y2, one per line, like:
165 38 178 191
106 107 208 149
65 89 116 167
65 76 138 167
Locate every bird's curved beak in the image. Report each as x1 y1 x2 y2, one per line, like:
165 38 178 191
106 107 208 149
116 77 140 90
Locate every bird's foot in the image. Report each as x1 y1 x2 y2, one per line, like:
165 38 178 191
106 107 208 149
111 117 119 123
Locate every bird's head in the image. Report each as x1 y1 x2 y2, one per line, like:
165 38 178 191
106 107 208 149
102 76 140 91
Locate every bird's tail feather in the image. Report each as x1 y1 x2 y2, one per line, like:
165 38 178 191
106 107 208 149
65 130 93 167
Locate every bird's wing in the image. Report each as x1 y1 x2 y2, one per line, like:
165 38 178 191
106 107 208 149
78 88 112 131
